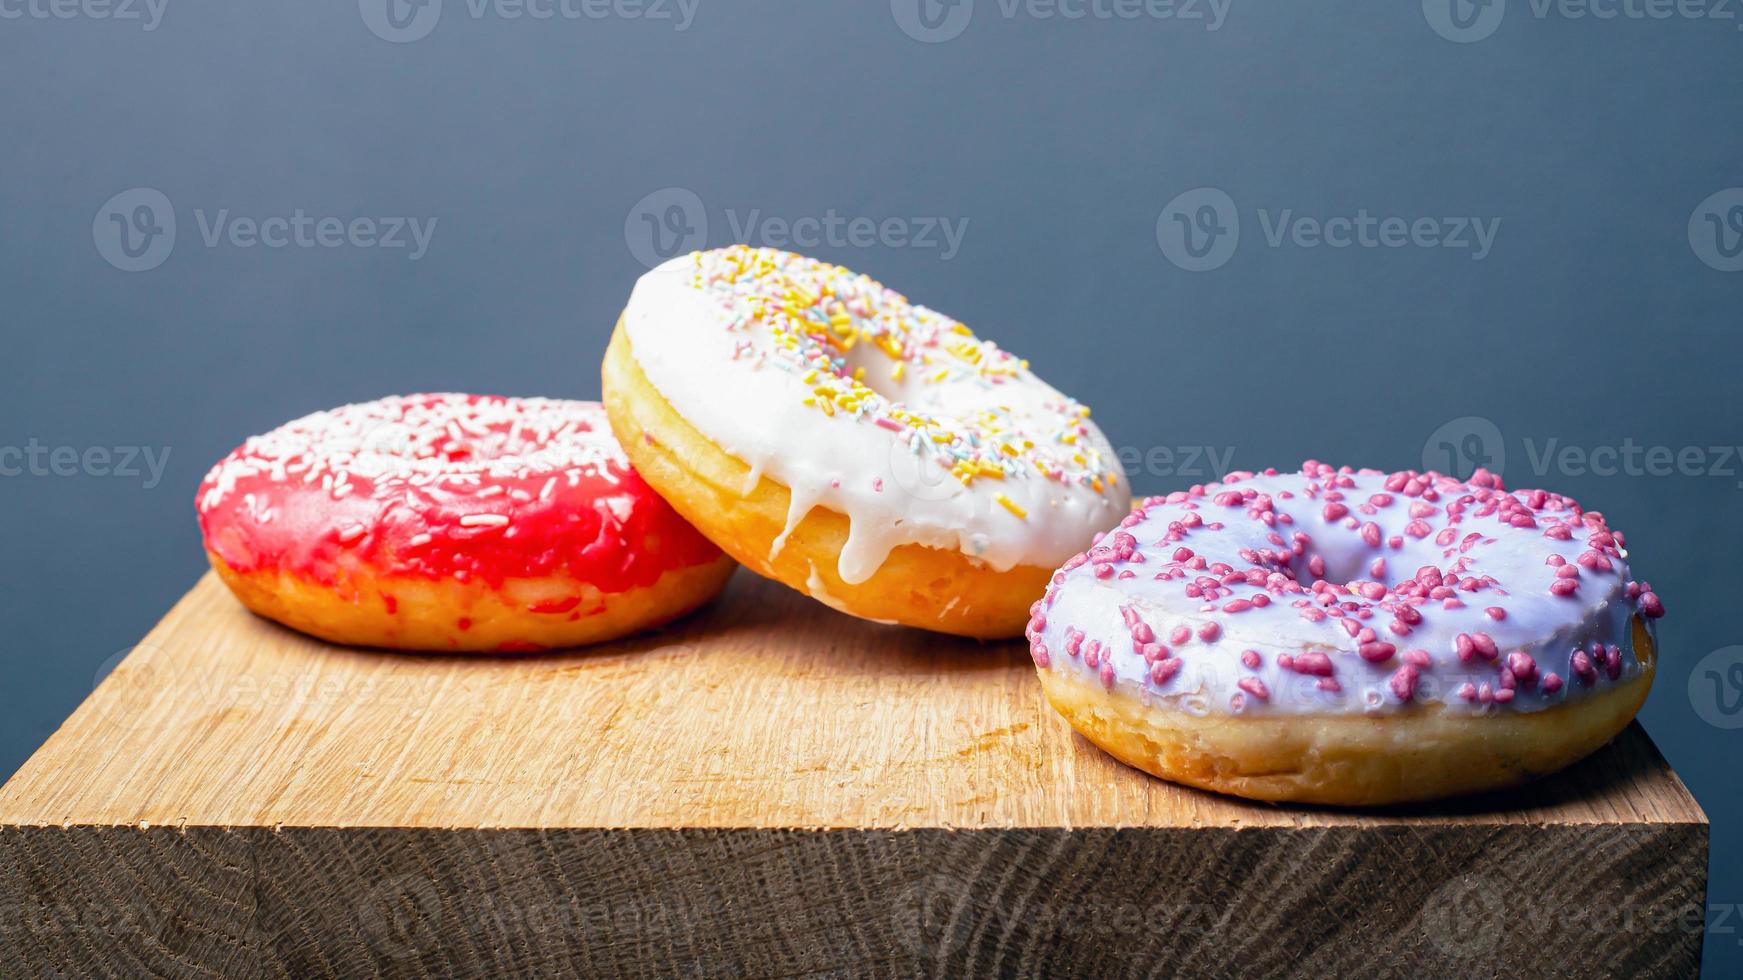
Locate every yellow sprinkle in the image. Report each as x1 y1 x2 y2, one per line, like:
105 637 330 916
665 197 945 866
995 493 1027 519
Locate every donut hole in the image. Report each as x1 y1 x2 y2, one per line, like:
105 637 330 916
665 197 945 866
1284 532 1444 592
1290 545 1373 589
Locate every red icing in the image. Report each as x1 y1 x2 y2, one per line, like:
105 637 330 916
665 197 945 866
196 394 721 592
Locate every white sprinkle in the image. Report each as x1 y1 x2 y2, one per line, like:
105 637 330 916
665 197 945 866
459 514 510 528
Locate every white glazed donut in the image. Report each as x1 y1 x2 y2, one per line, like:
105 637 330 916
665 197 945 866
603 245 1129 637
1027 461 1664 804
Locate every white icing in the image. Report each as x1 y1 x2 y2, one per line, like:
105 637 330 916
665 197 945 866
1032 467 1657 717
621 249 1129 584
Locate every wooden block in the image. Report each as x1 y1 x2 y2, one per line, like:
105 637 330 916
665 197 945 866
0 572 1709 978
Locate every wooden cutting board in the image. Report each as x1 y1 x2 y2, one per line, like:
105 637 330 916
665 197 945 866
0 571 1708 978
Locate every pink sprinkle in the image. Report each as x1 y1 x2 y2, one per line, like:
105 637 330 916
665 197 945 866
1173 547 1194 562
1150 657 1182 685
1197 622 1221 642
1241 649 1262 668
1170 626 1191 645
1390 664 1420 701
1031 642 1050 668
1641 592 1665 618
1484 606 1506 621
1360 522 1382 547
1289 651 1335 676
1403 649 1432 668
1542 672 1565 694
872 478 883 492
1506 651 1537 684
1237 677 1270 701
1359 641 1397 663
1549 579 1578 597
1224 599 1253 613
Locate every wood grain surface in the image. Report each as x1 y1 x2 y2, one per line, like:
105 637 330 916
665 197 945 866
0 572 1710 978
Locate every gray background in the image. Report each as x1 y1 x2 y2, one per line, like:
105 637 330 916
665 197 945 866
3 0 1740 972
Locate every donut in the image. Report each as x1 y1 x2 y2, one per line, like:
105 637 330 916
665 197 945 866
603 246 1129 638
197 394 735 652
1026 461 1664 805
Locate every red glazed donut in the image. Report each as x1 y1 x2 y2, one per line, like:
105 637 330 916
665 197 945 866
197 394 735 652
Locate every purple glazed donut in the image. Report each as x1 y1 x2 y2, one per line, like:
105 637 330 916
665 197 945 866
1027 461 1663 805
